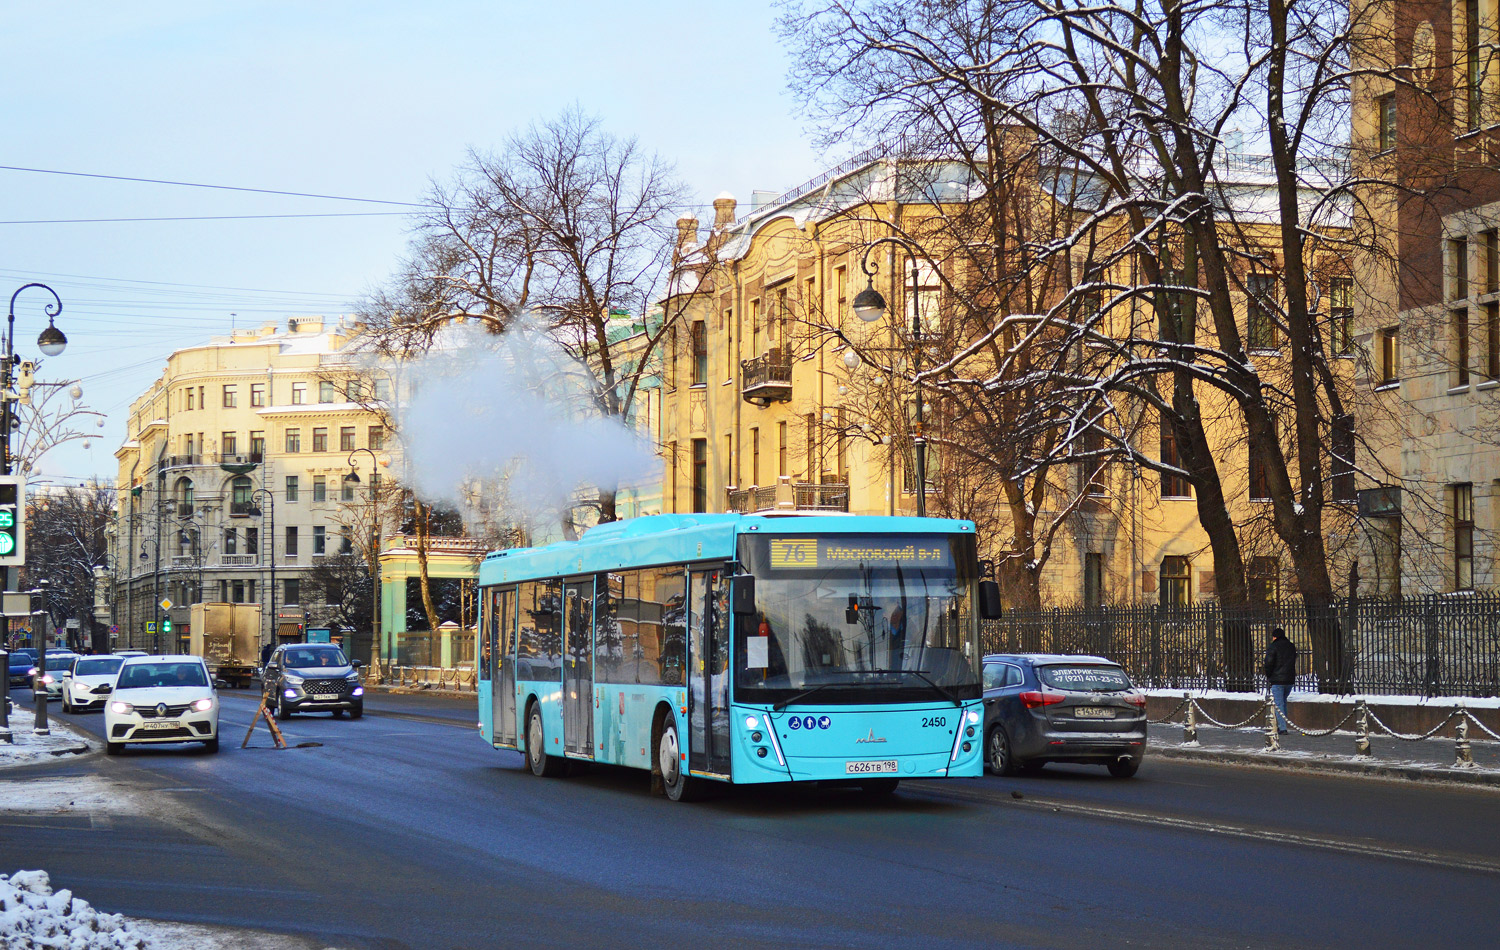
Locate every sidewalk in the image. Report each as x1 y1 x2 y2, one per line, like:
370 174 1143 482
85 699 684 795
1148 721 1500 786
0 703 93 768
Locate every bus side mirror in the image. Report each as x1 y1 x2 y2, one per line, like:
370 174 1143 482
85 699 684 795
979 580 1003 619
732 576 757 616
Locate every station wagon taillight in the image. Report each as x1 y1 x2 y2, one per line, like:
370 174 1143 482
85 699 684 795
1019 690 1064 708
1126 694 1147 707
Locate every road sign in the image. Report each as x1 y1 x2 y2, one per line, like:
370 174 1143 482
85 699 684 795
159 598 174 611
146 621 156 633
109 624 119 634
0 475 24 567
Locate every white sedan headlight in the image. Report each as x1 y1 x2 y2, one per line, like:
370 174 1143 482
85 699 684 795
109 701 134 715
191 698 214 712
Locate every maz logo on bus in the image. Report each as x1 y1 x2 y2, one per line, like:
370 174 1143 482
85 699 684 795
787 715 832 730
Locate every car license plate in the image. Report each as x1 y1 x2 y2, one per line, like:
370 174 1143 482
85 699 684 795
141 720 181 730
1075 707 1117 719
845 760 898 774
313 694 339 701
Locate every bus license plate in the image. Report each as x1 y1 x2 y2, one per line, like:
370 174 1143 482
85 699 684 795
845 760 898 774
141 720 180 730
1075 707 1117 719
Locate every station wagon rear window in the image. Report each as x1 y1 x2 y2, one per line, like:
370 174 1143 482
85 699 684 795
1037 665 1131 692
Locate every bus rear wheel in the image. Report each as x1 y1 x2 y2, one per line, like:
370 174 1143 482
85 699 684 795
658 718 701 802
527 704 564 777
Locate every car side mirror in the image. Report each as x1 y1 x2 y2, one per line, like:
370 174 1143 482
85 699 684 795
352 660 364 670
732 575 757 616
979 580 1003 619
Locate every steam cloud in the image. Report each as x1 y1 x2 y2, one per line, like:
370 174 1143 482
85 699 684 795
394 323 659 525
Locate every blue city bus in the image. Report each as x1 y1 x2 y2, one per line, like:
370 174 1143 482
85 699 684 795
476 513 1001 800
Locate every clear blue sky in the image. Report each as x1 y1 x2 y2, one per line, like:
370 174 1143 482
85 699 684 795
1 1 823 484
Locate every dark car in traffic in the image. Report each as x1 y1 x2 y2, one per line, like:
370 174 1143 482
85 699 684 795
7 649 37 688
981 653 1147 778
262 643 364 718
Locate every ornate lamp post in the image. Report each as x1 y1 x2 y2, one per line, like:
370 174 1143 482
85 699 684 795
851 237 930 517
249 488 275 653
345 448 382 664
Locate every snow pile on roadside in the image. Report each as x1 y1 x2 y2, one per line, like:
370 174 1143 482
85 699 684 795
0 705 94 769
0 870 148 949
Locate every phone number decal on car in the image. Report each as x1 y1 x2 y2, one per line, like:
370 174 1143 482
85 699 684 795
845 760 898 774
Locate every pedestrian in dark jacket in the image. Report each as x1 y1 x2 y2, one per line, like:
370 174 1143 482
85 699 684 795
260 641 274 668
1263 628 1297 734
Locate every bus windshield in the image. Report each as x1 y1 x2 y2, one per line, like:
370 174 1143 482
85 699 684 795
735 534 980 705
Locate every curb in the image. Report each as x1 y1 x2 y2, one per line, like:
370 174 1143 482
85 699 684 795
1152 744 1500 787
363 684 475 698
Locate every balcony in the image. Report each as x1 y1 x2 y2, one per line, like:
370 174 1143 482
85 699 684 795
727 482 850 514
740 349 793 406
159 455 202 471
220 554 257 567
177 503 195 517
229 501 259 517
170 555 196 568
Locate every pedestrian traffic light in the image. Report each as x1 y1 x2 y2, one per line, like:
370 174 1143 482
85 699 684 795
0 475 24 567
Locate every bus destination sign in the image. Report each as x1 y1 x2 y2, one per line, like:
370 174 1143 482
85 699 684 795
768 537 950 570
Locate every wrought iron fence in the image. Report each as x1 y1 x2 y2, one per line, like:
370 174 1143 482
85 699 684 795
981 593 1500 698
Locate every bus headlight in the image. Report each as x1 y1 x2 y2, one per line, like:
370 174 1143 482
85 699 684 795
966 710 980 725
744 716 759 730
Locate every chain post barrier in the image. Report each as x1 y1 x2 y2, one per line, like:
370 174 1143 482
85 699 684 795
1354 699 1371 757
1263 698 1280 752
1454 707 1475 769
1183 692 1198 746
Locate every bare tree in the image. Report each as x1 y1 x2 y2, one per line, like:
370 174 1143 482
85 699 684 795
21 484 113 652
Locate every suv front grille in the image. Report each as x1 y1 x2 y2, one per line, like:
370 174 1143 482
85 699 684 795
302 678 352 696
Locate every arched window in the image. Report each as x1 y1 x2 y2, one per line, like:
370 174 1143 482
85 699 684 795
176 477 194 511
232 476 253 506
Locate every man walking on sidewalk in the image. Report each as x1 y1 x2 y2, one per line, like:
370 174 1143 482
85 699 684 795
1263 628 1297 734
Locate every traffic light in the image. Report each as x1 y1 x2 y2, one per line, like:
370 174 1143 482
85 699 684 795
162 618 173 635
0 475 24 567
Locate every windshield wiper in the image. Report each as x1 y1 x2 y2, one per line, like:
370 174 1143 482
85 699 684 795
867 668 963 707
772 680 858 711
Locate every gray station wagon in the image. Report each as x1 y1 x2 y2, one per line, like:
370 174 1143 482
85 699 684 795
981 653 1147 777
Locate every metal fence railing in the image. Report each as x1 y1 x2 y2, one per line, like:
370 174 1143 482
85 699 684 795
981 593 1500 698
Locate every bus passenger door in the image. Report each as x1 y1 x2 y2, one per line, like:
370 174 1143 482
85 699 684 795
562 577 595 758
493 588 517 747
688 569 730 775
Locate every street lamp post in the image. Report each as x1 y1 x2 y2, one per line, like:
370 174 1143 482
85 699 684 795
345 448 381 665
249 488 275 656
851 238 929 517
31 580 49 734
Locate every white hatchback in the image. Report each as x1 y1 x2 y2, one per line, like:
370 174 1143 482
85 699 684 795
104 655 220 754
61 655 126 712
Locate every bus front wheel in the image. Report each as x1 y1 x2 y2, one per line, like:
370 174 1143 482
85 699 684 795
658 718 701 802
527 704 564 777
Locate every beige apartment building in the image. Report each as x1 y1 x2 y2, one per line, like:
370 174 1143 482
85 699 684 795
654 157 1359 607
1344 0 1500 596
112 318 392 653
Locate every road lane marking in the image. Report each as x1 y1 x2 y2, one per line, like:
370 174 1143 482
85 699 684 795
915 784 1500 876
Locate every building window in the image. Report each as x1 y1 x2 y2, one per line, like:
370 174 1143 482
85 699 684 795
1487 302 1500 379
285 428 301 453
1329 277 1354 354
231 580 245 603
340 528 353 554
342 475 356 502
186 388 195 411
313 476 327 502
751 427 760 486
1379 327 1401 384
1246 273 1277 350
249 431 265 460
368 426 384 451
1454 483 1474 589
1160 556 1191 605
312 428 328 453
284 578 300 605
1378 93 1396 152
1083 553 1104 607
691 321 707 386
1450 238 1470 301
805 413 818 480
285 475 299 502
778 422 788 479
232 476 253 506
1331 413 1356 502
1248 557 1281 605
222 385 237 408
1160 416 1191 498
292 382 307 405
250 383 266 407
908 260 941 337
724 434 734 488
836 407 847 479
221 432 237 456
1077 427 1107 496
340 426 356 452
1467 0 1482 129
1454 308 1472 386
723 308 734 377
1486 230 1499 294
224 527 238 555
669 440 678 512
314 526 326 555
246 527 258 556
665 327 677 390
319 380 337 403
285 526 299 557
1160 267 1194 343
1249 436 1271 501
374 378 392 402
691 438 707 513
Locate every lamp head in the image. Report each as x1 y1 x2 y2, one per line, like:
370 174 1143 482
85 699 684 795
852 285 887 324
345 470 361 483
37 321 67 357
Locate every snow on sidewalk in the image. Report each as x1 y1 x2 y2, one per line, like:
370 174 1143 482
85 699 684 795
1 871 342 949
0 704 94 769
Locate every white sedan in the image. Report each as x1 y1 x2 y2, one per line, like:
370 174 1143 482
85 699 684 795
60 655 126 712
104 656 220 754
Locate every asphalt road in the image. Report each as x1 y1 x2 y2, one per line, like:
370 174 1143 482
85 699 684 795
3 687 1498 949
